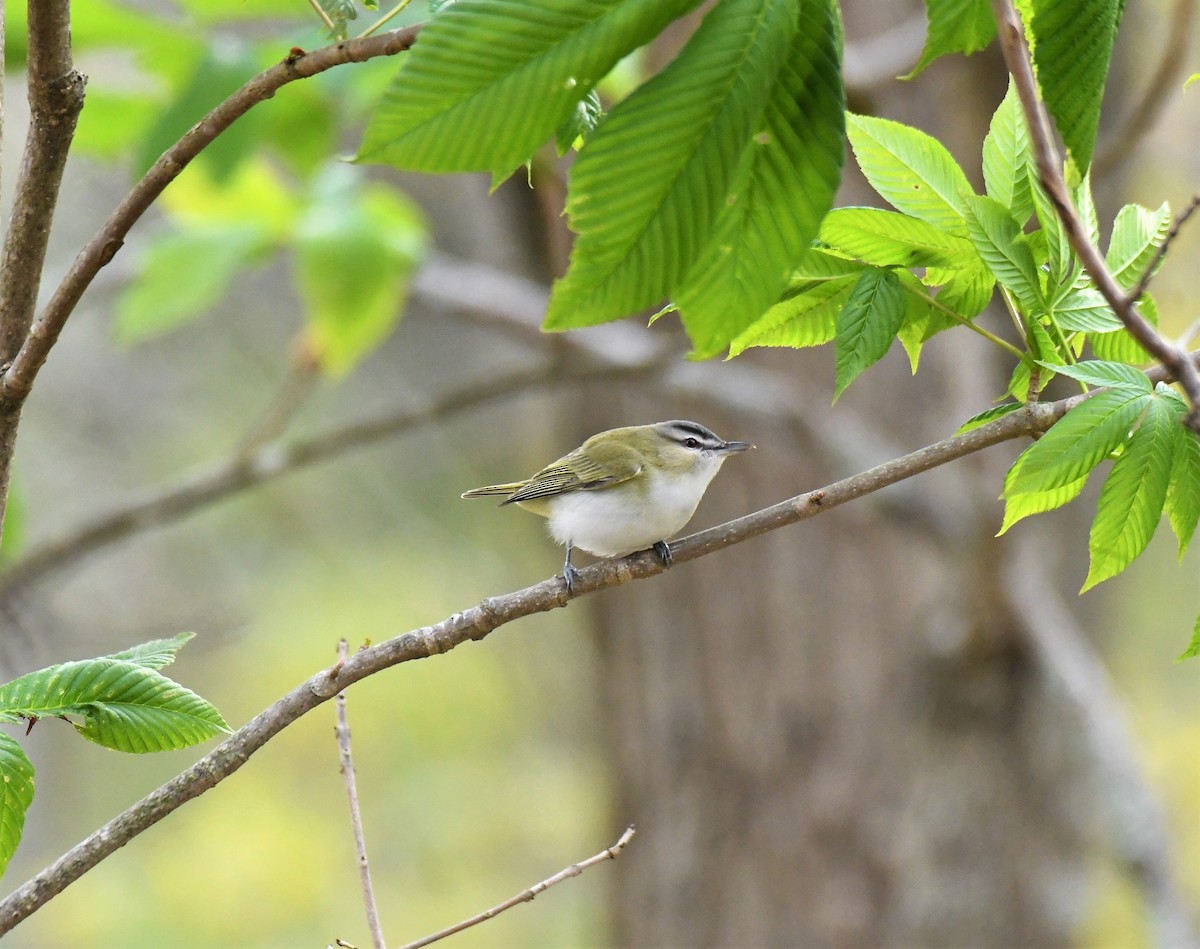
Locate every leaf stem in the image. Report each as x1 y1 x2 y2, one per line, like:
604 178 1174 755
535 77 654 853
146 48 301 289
357 0 414 38
903 282 1032 366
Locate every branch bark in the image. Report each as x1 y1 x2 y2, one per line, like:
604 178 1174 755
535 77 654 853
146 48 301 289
0 396 1077 935
989 0 1200 430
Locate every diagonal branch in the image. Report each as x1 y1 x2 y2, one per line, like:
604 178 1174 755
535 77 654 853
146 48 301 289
0 25 423 405
0 396 1080 935
989 0 1200 431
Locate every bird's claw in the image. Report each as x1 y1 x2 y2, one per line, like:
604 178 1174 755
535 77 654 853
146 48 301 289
653 541 673 568
562 563 582 594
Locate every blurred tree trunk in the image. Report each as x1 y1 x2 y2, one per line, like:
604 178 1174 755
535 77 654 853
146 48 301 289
579 4 1094 945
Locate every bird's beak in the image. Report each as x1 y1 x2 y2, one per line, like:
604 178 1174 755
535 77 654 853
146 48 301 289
720 440 753 453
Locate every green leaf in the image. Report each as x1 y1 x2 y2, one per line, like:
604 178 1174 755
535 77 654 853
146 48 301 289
545 0 800 330
1049 360 1151 392
1105 202 1170 290
999 470 1090 533
0 733 34 879
982 81 1034 224
962 194 1042 310
818 207 977 269
103 632 196 671
1031 175 1072 289
0 661 230 753
295 169 427 376
1166 424 1200 558
555 88 603 155
1005 388 1150 494
908 0 995 77
1029 0 1123 170
672 0 844 357
957 402 1023 434
114 224 271 344
1052 287 1121 332
728 273 857 357
926 260 995 319
846 113 973 235
1178 614 1200 662
897 271 953 370
1084 393 1175 590
834 269 906 400
1089 294 1157 366
357 0 703 176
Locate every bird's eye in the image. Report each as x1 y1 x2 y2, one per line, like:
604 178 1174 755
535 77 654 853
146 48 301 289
684 437 700 449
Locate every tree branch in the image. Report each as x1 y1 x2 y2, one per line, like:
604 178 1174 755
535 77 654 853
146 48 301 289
989 0 1200 431
0 25 422 405
398 825 636 949
0 396 1078 935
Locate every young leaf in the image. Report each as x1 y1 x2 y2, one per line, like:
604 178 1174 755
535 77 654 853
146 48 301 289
982 81 1034 224
0 659 230 753
1179 614 1200 662
908 0 995 77
555 89 603 155
1105 202 1170 290
544 0 800 330
962 194 1042 311
926 261 995 319
673 0 844 356
834 269 906 400
845 113 973 235
103 632 196 671
999 471 1090 534
1052 287 1122 333
1028 0 1123 170
0 733 34 879
1083 394 1176 590
1049 360 1151 393
356 0 704 176
897 270 953 370
1005 388 1150 495
1031 175 1072 289
956 401 1023 435
729 274 857 356
1166 425 1200 558
818 207 977 269
1089 294 1157 366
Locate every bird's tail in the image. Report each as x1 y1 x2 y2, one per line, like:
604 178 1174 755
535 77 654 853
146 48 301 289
460 482 525 500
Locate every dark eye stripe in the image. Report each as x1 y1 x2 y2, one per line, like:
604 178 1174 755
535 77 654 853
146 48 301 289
663 420 719 445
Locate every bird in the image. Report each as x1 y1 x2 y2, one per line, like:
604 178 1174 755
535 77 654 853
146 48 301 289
461 420 752 592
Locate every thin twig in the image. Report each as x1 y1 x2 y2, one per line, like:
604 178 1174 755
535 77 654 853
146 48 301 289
306 0 337 31
398 825 636 949
335 639 386 949
1127 193 1200 306
357 0 415 39
0 25 423 405
989 0 1200 431
0 394 1097 935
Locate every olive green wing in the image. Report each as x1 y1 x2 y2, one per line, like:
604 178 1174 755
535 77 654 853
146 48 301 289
503 441 643 504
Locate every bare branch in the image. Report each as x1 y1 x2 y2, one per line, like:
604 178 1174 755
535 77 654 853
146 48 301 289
398 825 636 949
0 0 85 363
335 640 386 949
989 0 1200 430
0 25 423 405
0 396 1079 934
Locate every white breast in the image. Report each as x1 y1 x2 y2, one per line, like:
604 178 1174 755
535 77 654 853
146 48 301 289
544 458 725 557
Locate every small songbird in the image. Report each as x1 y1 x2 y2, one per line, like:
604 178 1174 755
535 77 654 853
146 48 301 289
461 420 752 591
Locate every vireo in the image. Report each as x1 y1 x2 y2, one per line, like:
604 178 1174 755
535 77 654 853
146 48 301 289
462 420 752 591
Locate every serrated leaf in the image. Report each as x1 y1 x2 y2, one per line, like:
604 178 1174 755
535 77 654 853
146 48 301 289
1000 470 1090 533
728 274 856 357
555 88 603 154
1031 174 1072 289
962 194 1042 311
1053 287 1122 332
982 81 1034 224
1178 614 1200 662
1083 394 1175 590
845 113 973 235
957 401 1023 435
1166 424 1200 558
1005 388 1150 495
926 260 995 319
1029 0 1122 170
1049 360 1151 392
103 632 195 671
0 660 230 753
908 0 995 77
833 269 906 400
1106 202 1170 290
0 733 33 879
544 0 800 330
356 0 703 177
819 207 978 268
673 0 844 357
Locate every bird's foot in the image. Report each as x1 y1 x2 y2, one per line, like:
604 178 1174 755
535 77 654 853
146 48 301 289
562 562 582 594
652 541 673 568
